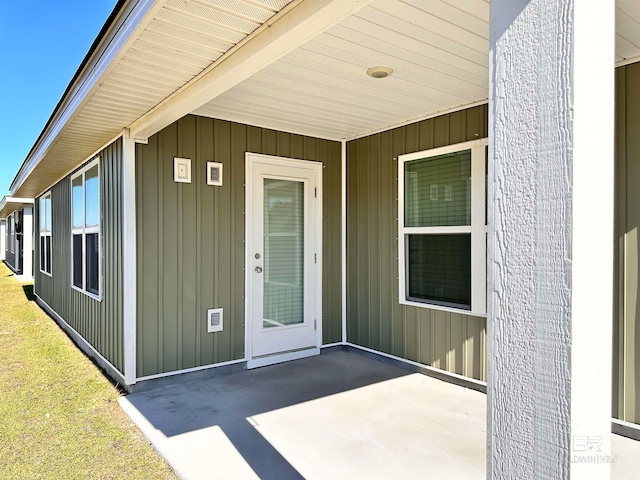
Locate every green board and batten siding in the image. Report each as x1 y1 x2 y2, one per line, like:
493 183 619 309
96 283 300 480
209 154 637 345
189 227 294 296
34 139 124 373
614 61 640 425
136 115 342 377
346 105 488 382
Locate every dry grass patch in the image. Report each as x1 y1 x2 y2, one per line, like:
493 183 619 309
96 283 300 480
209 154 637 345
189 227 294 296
0 263 176 480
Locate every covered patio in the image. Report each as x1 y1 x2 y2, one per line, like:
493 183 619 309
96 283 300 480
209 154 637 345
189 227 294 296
6 0 639 476
120 348 640 479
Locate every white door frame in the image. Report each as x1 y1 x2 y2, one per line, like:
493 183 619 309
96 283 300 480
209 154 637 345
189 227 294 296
244 152 323 369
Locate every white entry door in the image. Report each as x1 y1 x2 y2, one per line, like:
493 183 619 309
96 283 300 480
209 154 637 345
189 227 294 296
245 153 322 369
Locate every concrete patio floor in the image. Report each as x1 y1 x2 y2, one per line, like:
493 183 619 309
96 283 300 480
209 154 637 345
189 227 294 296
120 348 640 479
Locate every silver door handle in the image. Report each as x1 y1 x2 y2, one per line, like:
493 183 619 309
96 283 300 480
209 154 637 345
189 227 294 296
255 266 263 273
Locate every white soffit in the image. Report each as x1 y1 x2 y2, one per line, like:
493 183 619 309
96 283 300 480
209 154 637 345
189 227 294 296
13 0 294 198
193 0 640 141
193 0 491 140
616 0 640 65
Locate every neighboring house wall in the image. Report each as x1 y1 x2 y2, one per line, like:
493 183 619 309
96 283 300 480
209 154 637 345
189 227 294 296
136 115 342 377
5 216 14 268
5 211 21 273
346 105 488 382
34 139 124 373
0 218 5 260
614 61 640 425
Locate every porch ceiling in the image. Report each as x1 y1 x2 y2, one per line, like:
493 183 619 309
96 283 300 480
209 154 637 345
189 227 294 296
0 196 34 219
617 0 640 65
192 0 640 141
193 0 490 140
10 0 640 198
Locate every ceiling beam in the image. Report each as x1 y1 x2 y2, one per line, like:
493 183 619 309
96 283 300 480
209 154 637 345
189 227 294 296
128 0 375 141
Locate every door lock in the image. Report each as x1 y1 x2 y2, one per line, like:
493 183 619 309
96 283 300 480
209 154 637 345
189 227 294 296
255 253 261 259
255 266 263 273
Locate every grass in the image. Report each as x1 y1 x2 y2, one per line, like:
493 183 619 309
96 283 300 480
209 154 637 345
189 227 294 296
0 263 177 480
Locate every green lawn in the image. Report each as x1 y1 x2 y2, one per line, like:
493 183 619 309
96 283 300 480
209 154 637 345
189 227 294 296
0 263 176 479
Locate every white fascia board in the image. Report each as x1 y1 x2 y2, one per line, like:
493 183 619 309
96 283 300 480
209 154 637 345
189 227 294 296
129 0 375 141
10 0 167 197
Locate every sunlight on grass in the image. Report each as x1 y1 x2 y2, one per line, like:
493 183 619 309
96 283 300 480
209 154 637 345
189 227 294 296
0 263 176 479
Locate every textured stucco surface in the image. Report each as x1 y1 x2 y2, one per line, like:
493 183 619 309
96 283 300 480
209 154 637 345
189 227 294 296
489 1 572 478
488 0 614 478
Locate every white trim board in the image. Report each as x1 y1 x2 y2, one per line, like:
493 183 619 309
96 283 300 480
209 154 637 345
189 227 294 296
136 359 246 383
612 419 640 442
343 100 489 142
122 132 137 385
344 342 487 393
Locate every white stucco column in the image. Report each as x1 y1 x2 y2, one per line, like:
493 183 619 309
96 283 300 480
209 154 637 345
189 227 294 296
488 1 614 479
21 207 33 280
0 219 5 261
122 131 137 385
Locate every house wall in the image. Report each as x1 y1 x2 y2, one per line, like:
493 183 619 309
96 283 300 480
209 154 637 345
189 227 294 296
346 105 488 382
136 115 342 377
34 139 124 373
614 61 640 425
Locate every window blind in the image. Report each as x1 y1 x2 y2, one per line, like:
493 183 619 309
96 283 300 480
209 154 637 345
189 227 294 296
263 179 304 328
404 150 471 227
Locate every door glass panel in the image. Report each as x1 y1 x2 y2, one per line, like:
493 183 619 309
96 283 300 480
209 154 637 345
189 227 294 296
263 178 304 328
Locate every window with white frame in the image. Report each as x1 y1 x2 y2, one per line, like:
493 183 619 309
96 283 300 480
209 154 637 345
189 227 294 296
71 159 101 297
9 213 14 253
398 139 487 315
39 193 52 275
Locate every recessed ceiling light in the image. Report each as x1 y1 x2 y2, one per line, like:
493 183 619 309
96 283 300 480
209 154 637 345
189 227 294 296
366 66 393 79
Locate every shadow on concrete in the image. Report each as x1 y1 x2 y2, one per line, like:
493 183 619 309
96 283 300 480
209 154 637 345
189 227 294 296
125 348 411 480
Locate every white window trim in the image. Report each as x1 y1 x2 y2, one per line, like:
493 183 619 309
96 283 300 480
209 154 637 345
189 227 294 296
70 158 102 301
398 138 488 317
39 192 53 276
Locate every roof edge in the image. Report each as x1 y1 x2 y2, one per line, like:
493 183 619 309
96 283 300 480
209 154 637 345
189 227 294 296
0 196 35 218
9 0 160 196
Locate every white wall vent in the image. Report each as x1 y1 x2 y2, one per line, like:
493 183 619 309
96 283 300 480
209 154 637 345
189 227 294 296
174 157 191 183
207 308 223 333
207 162 223 186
